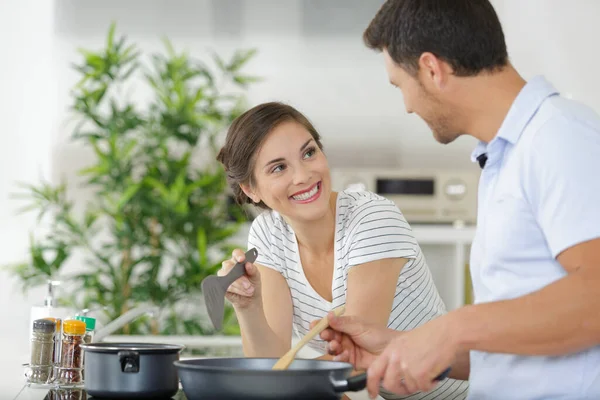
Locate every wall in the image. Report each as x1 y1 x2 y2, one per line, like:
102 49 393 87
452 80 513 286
0 0 57 392
2 0 600 395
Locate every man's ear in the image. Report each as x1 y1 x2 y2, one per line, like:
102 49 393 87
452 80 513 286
418 52 452 92
240 183 260 203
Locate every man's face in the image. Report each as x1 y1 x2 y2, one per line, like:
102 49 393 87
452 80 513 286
383 49 462 145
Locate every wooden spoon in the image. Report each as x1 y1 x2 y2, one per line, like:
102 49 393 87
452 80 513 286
272 305 346 370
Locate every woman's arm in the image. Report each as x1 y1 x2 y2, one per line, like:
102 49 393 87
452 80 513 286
314 258 407 360
236 264 294 357
345 258 408 325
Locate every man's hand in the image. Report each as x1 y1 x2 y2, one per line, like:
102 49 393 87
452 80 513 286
366 314 459 398
312 313 397 371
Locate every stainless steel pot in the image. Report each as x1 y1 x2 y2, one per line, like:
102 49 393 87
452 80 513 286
174 358 367 400
80 342 184 399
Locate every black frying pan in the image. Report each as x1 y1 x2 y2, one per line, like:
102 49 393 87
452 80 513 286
175 358 450 400
174 358 366 400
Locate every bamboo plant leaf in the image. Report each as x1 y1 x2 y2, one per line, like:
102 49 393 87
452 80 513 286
4 22 261 336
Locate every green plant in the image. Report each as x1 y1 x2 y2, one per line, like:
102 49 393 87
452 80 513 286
9 23 260 336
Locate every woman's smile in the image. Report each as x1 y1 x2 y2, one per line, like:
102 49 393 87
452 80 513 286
290 181 322 203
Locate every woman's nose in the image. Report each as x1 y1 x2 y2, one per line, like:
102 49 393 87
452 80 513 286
292 164 311 185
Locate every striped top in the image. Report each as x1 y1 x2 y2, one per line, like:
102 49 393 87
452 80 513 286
247 190 469 400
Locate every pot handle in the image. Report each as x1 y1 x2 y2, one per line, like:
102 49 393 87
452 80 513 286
332 367 451 393
118 350 140 373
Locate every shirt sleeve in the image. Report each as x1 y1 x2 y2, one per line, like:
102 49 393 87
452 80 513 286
246 213 283 273
346 198 418 268
527 116 600 258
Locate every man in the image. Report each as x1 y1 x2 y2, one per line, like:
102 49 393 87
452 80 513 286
317 0 600 399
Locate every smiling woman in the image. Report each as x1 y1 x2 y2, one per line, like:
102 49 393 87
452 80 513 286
215 102 469 400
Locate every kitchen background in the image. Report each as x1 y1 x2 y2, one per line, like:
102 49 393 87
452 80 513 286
1 0 599 395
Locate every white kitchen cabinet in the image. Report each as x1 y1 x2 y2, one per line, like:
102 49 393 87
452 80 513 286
410 224 475 311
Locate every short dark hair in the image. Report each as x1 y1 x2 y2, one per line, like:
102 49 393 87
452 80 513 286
364 0 509 77
216 102 324 210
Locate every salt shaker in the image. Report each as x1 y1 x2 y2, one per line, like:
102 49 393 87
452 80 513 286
44 317 63 381
29 318 56 384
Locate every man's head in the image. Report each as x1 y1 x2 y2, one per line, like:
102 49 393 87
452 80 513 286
364 0 509 144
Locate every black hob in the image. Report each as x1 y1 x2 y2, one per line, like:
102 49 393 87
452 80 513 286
41 388 187 400
18 385 347 400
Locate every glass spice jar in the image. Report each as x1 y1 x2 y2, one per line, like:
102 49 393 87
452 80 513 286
74 316 95 379
44 318 63 374
46 388 87 400
74 316 95 344
29 318 56 384
57 319 86 385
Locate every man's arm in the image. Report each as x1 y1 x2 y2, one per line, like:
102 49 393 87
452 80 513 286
455 237 600 356
456 117 600 357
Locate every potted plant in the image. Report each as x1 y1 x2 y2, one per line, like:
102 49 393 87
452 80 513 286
8 23 260 338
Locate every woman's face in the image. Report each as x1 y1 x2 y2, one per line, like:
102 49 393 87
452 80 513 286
244 120 332 223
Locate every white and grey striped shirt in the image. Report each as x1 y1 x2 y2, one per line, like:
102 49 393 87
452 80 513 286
248 190 469 400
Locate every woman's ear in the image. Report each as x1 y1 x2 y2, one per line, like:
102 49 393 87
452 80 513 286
240 183 260 204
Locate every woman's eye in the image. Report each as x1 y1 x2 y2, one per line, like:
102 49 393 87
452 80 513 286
303 148 316 159
271 164 285 173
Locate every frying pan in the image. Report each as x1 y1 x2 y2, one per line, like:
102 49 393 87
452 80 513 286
174 358 366 400
174 358 450 400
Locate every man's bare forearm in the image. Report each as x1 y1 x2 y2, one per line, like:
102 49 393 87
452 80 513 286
455 269 600 356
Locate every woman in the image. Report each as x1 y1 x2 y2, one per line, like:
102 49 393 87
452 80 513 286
216 102 468 399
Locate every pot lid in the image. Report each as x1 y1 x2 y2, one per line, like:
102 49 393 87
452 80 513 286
80 342 184 354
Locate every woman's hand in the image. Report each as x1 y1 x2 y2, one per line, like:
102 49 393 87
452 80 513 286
218 248 262 310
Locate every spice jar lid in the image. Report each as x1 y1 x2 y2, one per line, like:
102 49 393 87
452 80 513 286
75 316 96 331
44 317 61 331
33 319 56 334
63 319 86 335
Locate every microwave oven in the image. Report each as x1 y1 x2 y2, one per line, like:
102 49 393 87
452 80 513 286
329 167 480 225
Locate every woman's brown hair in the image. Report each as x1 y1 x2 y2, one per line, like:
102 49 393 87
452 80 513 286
216 102 324 210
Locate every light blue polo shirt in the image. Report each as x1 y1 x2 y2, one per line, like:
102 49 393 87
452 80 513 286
468 75 600 399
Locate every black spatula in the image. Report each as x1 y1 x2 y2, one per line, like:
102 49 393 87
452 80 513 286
201 248 258 331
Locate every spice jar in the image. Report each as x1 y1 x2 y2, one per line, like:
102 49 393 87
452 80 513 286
74 316 95 379
74 316 95 344
44 318 62 369
29 318 56 384
57 319 86 385
46 388 87 400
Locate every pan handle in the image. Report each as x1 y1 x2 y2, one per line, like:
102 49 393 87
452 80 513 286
331 367 451 393
331 373 367 393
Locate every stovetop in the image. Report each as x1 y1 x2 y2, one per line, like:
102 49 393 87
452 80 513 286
14 386 188 400
42 389 188 400
15 385 364 400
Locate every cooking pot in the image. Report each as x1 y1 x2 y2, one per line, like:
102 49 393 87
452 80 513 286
174 357 367 400
80 342 184 399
